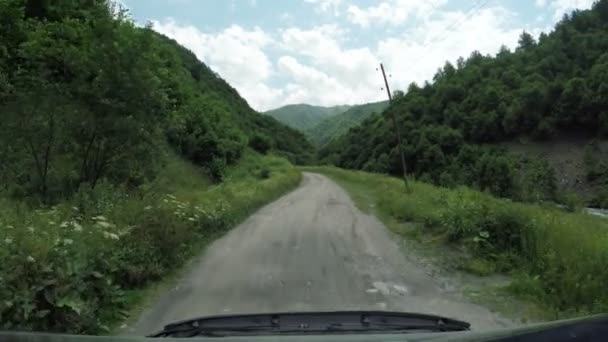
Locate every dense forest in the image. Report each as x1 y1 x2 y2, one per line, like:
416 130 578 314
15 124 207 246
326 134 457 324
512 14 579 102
264 103 351 131
320 1 608 203
0 0 312 204
306 101 389 146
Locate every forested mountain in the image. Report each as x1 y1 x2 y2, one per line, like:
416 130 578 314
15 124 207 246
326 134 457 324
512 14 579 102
264 104 351 131
0 0 312 203
306 101 389 146
320 1 608 204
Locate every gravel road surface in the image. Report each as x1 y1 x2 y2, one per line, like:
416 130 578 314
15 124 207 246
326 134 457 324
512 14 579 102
128 173 512 335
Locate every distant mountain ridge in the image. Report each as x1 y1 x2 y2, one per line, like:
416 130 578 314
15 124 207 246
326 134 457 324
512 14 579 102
306 101 389 146
264 104 351 131
265 101 389 146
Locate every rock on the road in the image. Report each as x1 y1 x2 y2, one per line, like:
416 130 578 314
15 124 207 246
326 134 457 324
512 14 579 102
128 173 512 335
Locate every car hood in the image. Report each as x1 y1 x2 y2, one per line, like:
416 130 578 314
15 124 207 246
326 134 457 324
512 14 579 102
2 314 607 342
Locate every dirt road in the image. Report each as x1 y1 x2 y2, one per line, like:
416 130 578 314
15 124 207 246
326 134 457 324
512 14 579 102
128 173 512 335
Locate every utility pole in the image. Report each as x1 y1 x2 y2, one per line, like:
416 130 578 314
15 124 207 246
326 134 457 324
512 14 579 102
379 63 410 192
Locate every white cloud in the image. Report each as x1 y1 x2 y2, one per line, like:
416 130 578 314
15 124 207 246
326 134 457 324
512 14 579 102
376 6 523 91
303 0 342 15
276 4 528 108
277 56 351 104
149 1 586 111
347 0 448 28
549 0 595 21
535 0 547 7
280 26 382 105
152 20 279 110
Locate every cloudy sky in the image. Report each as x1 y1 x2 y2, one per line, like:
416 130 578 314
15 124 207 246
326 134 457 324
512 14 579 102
120 0 595 111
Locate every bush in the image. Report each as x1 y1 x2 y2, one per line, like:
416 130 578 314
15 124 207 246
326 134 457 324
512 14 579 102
439 188 530 261
207 158 227 182
0 153 301 334
558 192 582 212
249 134 272 154
258 168 271 179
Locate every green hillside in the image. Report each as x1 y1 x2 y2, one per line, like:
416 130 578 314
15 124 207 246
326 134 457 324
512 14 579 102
320 1 608 204
306 101 389 146
0 0 312 203
264 104 351 131
0 0 310 333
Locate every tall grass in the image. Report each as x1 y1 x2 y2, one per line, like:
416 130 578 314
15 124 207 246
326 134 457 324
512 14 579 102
303 166 608 318
0 151 300 334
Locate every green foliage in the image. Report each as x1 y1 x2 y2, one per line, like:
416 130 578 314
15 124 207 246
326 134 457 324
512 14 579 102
320 2 608 201
0 0 311 203
264 104 351 131
558 192 583 212
306 166 608 318
0 152 301 333
248 134 272 154
306 101 389 146
0 1 311 334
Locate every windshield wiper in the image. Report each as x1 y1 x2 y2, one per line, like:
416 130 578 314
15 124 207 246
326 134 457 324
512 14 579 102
149 311 471 338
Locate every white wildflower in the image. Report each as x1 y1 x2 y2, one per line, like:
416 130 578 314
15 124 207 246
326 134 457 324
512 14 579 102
59 221 69 228
26 255 35 263
63 238 73 245
72 206 79 211
72 222 83 232
144 205 153 211
188 217 196 222
6 225 14 229
93 215 107 221
4 238 12 244
163 199 169 203
49 221 56 225
27 226 35 233
103 232 120 240
167 194 176 200
96 221 111 228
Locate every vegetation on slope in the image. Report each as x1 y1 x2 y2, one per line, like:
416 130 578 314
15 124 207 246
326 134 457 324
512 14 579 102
0 0 312 206
0 0 308 334
306 166 608 319
0 151 301 334
320 1 608 203
306 101 389 146
264 103 351 131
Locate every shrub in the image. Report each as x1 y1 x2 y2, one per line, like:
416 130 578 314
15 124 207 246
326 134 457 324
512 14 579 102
0 153 300 334
258 168 271 179
558 192 582 212
207 158 227 182
249 134 272 154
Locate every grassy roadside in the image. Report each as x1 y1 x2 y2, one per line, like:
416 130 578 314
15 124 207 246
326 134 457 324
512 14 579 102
0 151 301 334
301 166 608 320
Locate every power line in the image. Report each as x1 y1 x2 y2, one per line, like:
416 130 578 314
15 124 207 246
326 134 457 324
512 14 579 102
425 0 492 48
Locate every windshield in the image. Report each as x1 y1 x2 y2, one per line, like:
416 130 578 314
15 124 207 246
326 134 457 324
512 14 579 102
1 0 608 341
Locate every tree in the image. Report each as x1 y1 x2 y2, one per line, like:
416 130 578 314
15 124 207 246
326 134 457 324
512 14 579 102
1 88 67 201
517 31 536 51
249 134 272 154
555 77 588 124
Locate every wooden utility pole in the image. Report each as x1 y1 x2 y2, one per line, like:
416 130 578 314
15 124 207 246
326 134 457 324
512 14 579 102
380 63 410 192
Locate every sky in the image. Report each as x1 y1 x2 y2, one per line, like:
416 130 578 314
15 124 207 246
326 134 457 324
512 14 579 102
119 0 596 112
